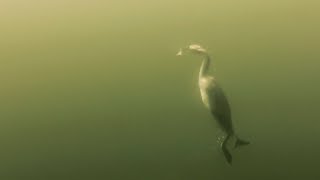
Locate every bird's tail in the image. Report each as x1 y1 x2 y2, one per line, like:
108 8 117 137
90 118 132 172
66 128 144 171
234 137 250 149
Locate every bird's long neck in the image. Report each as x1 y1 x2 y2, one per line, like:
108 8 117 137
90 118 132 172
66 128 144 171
199 54 211 79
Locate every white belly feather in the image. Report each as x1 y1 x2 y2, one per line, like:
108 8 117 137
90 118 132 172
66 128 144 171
199 76 216 109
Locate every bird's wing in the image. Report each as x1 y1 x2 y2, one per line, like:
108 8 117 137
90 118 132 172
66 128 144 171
209 85 232 123
210 86 234 133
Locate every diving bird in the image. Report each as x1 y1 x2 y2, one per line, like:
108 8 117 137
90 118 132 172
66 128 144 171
177 44 249 164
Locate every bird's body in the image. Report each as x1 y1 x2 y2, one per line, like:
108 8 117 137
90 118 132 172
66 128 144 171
198 53 234 135
199 76 233 134
178 44 249 164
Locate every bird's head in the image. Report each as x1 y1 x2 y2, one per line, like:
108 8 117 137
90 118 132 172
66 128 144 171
176 44 208 57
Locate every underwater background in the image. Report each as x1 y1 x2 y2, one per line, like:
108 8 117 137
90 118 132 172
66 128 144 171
1 0 320 179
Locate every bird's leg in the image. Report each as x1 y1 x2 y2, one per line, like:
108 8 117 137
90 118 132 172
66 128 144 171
221 134 232 165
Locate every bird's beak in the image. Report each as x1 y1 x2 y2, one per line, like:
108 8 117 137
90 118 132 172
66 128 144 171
176 48 183 56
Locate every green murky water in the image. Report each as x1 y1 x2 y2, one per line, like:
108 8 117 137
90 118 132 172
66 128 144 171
1 0 320 179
